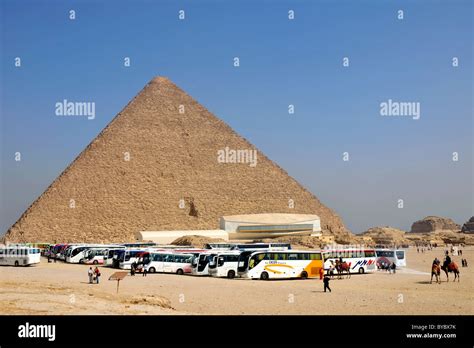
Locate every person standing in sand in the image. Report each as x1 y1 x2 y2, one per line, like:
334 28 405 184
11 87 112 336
94 267 101 284
323 275 331 293
88 267 93 284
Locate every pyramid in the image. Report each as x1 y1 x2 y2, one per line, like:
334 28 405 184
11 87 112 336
3 77 352 243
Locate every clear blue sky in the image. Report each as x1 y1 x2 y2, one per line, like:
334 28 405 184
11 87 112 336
1 0 472 235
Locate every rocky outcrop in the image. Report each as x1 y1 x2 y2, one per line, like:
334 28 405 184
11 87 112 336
410 216 460 233
360 226 411 246
4 77 352 243
461 217 474 234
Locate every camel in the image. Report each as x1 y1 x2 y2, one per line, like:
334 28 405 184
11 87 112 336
335 261 351 279
441 262 460 282
430 263 441 284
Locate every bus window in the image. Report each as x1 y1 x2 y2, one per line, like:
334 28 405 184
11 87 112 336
288 253 298 260
249 253 265 269
365 250 376 257
310 253 321 260
396 251 405 259
267 253 277 261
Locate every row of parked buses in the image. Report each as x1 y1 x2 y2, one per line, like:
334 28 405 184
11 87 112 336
2 242 407 279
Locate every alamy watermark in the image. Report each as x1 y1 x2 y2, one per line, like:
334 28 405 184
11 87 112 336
55 99 95 120
380 99 420 120
18 322 56 341
217 147 257 167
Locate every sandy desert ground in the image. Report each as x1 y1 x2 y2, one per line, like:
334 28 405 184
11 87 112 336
1 247 472 315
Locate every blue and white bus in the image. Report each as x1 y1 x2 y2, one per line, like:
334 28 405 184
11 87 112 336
375 249 407 268
322 248 377 274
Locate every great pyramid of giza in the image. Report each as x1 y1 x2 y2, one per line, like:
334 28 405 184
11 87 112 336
3 77 352 243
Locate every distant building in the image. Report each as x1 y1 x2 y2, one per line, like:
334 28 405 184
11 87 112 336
221 213 322 240
137 213 322 244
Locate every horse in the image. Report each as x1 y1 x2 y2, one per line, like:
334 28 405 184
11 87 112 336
430 263 441 284
440 262 460 282
336 261 351 279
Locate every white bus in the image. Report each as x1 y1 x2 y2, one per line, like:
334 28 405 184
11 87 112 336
65 245 119 264
82 248 110 265
144 252 193 275
208 251 242 278
238 250 323 280
0 246 41 267
104 247 127 266
322 248 377 274
118 249 150 270
191 252 219 276
64 245 89 263
375 249 407 268
60 244 86 261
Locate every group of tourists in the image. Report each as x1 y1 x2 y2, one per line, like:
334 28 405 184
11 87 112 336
87 266 101 284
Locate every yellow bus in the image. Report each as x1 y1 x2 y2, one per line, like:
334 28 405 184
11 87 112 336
237 250 323 280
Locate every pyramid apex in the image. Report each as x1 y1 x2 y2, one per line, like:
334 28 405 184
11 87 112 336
151 76 172 84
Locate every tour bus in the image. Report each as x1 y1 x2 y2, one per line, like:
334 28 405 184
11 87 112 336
322 248 377 274
16 242 51 255
375 249 407 268
65 244 119 264
143 252 194 275
191 251 220 276
104 247 127 266
82 248 110 265
64 245 92 263
208 251 242 278
238 250 323 280
44 244 61 258
59 244 83 261
47 243 68 259
118 249 151 269
0 246 41 267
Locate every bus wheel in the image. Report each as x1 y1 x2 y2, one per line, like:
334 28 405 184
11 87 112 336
227 270 236 279
149 267 156 273
177 269 184 275
260 272 269 280
14 261 19 267
300 271 308 279
358 267 365 274
93 260 98 265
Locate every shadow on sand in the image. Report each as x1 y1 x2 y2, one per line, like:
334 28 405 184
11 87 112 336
415 280 444 284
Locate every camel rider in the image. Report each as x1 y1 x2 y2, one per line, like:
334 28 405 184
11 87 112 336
443 252 451 269
432 257 440 266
